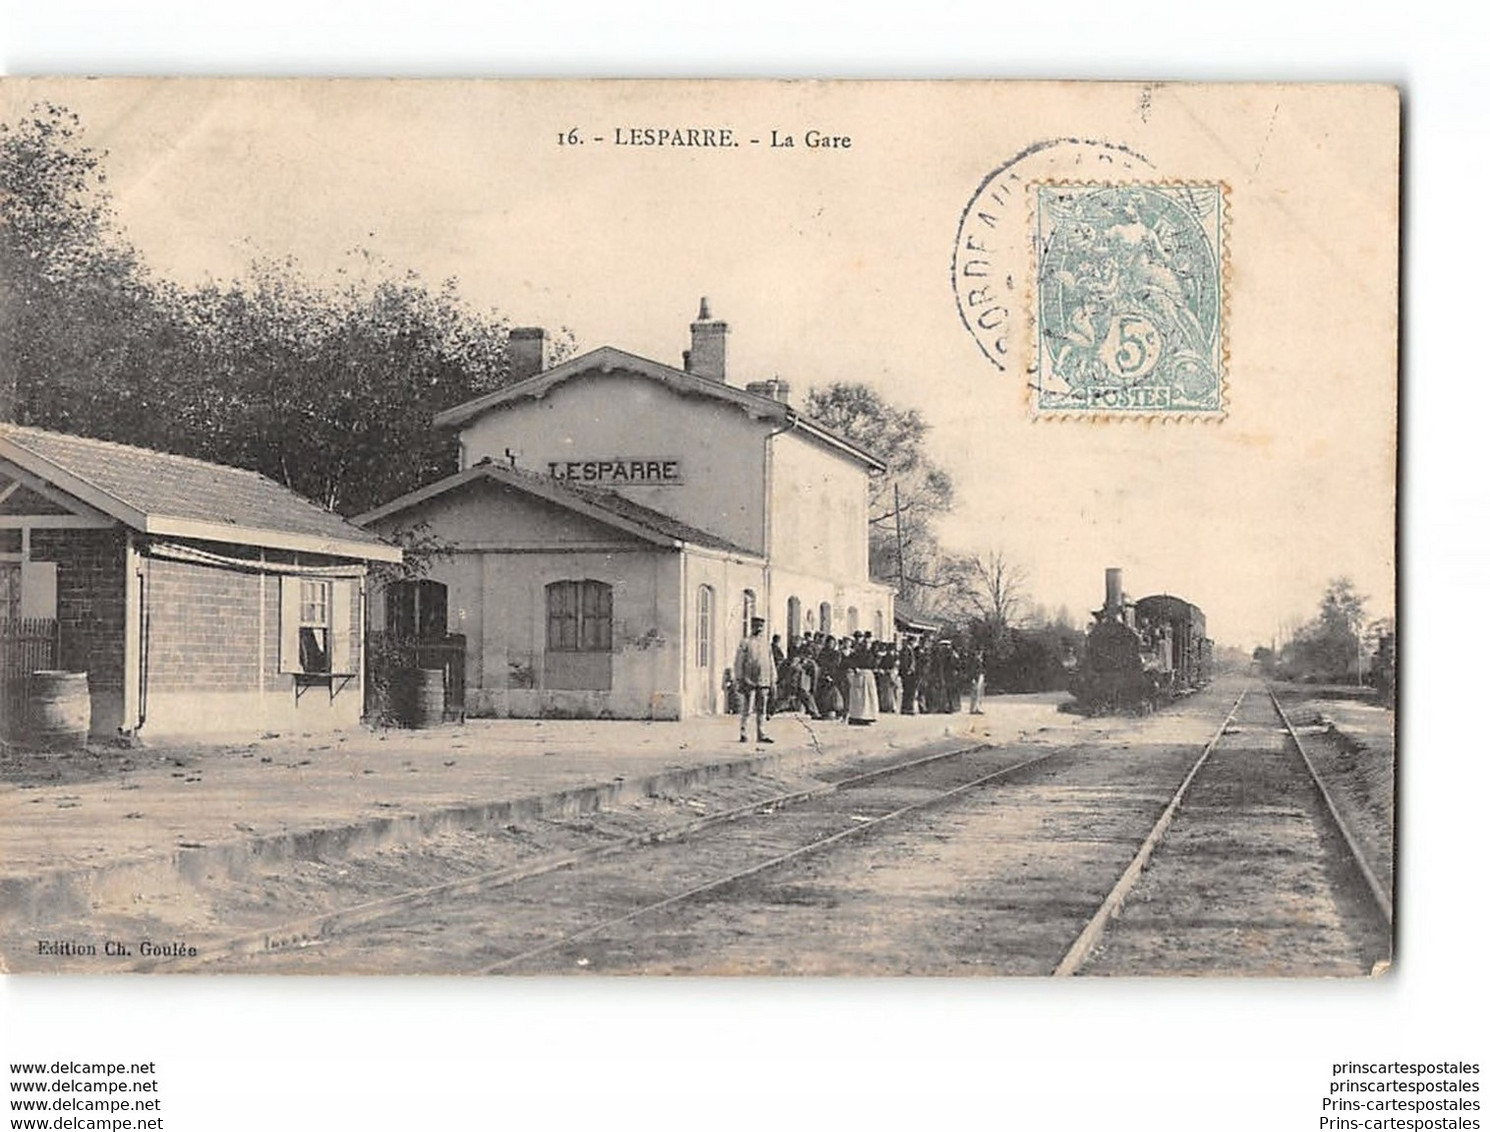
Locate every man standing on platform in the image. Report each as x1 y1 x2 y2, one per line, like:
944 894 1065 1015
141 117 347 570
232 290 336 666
734 616 776 743
968 647 987 714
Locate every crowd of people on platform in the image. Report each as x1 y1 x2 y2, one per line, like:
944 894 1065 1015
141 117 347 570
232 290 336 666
729 621 987 741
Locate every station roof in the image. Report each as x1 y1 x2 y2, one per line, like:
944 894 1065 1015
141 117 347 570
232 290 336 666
894 601 944 634
0 424 402 562
431 346 887 473
356 460 765 561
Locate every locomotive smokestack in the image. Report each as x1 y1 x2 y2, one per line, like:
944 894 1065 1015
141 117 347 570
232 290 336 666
1105 568 1124 618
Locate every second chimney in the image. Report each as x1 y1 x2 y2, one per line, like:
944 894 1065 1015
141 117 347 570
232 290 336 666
508 327 550 383
745 377 791 405
686 297 728 382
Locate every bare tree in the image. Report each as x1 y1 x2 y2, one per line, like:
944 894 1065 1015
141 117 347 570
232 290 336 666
917 547 1025 652
972 549 1028 628
938 549 1027 626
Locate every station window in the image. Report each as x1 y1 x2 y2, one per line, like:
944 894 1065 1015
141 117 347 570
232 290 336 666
546 580 613 652
741 588 757 640
279 577 356 676
786 596 802 641
819 601 833 636
298 579 332 673
385 579 449 639
0 563 19 622
696 585 714 667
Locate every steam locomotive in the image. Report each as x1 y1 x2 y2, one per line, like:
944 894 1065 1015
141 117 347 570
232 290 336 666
1071 568 1214 714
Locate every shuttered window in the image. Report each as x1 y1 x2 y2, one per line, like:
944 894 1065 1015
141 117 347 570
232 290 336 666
546 580 612 653
280 576 357 675
0 563 18 621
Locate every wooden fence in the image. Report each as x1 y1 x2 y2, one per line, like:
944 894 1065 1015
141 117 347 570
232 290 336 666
0 618 60 738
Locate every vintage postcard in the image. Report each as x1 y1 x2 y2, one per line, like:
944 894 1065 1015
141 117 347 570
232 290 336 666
0 80 1397 975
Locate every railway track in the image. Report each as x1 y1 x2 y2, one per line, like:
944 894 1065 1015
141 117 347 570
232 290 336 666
174 680 1388 975
1073 686 1392 975
167 737 1065 971
1267 685 1393 924
204 687 1230 974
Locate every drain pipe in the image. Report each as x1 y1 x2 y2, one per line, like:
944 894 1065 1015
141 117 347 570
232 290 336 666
135 555 149 732
761 416 795 632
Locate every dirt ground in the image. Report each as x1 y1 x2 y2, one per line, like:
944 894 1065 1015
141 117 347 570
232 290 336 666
1271 684 1395 893
8 678 1387 977
180 684 1242 975
1083 687 1389 976
1 692 1095 969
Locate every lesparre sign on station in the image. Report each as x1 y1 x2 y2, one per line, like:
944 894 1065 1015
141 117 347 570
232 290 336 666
546 458 684 486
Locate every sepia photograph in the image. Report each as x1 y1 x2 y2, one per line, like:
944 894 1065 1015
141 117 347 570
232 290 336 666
0 79 1398 978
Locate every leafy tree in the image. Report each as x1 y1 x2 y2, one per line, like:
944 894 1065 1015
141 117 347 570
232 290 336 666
1283 577 1368 682
0 102 157 427
1 101 564 517
803 382 955 606
989 627 1079 692
170 255 525 514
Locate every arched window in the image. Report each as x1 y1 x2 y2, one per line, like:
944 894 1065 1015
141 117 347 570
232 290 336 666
874 609 884 640
786 596 802 641
546 580 612 652
386 579 448 639
741 588 757 640
819 601 833 636
847 606 859 634
696 585 714 667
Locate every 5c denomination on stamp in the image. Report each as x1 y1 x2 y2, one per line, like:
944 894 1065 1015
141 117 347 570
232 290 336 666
1033 182 1227 418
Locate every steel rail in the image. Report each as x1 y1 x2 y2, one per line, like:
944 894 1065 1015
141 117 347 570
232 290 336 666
1266 685 1393 926
1052 687 1248 976
164 738 1007 969
479 748 1066 974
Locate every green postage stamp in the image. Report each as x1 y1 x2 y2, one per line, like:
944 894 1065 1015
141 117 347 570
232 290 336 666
1033 183 1227 418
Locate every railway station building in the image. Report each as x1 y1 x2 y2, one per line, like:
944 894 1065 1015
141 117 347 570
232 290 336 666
357 301 896 720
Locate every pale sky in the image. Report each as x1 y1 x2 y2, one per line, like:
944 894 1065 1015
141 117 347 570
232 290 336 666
2 78 1399 648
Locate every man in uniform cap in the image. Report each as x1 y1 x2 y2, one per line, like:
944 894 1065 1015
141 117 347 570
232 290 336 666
734 615 777 743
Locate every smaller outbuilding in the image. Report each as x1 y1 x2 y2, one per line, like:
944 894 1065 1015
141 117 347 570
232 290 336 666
0 425 401 742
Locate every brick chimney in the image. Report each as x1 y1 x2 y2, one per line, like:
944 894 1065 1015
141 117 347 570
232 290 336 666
745 377 792 405
508 327 550 382
686 297 728 382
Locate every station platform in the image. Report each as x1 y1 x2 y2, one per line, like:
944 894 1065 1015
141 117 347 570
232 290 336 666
0 693 1096 940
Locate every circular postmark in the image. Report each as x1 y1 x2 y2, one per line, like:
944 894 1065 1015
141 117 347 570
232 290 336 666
952 138 1154 378
953 139 1228 419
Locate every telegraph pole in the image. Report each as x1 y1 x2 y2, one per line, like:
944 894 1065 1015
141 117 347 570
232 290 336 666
893 482 906 596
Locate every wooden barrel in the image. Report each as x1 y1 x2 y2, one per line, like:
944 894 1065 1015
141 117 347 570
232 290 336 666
28 670 91 750
399 668 445 729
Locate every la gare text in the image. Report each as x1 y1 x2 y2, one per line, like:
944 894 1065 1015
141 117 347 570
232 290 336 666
557 127 852 150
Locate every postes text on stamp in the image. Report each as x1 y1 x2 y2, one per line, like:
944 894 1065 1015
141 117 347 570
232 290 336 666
1033 182 1226 418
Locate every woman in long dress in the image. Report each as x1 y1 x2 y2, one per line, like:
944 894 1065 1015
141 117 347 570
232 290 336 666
847 634 878 725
